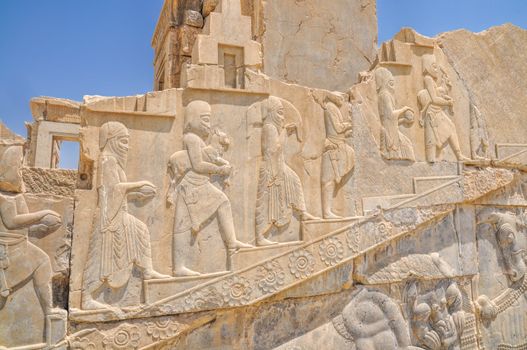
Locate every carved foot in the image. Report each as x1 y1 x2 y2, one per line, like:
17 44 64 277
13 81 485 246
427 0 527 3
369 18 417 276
456 154 471 162
323 211 343 219
227 240 253 249
173 267 201 277
301 211 320 221
144 269 171 280
82 298 117 312
256 237 279 246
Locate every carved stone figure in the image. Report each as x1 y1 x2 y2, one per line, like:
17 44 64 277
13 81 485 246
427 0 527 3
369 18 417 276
429 288 461 350
82 122 169 310
169 101 251 276
319 94 355 219
332 287 422 350
0 145 66 345
407 281 465 350
469 104 490 160
255 96 317 246
476 212 527 322
375 67 415 162
418 55 469 163
168 128 232 206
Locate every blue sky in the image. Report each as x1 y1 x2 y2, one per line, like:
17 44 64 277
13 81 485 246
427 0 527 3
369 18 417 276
0 1 525 168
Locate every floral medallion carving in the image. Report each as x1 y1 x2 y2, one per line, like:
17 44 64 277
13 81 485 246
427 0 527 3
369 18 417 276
319 237 344 266
102 325 141 350
373 222 393 244
256 260 286 293
146 320 181 341
71 337 97 350
288 249 315 279
222 276 253 306
184 286 224 310
346 226 361 253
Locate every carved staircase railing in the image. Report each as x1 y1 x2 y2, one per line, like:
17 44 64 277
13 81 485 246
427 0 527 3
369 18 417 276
69 166 515 323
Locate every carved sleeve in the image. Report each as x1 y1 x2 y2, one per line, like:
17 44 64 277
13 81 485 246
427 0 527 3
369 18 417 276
424 76 451 106
184 133 222 175
0 195 52 230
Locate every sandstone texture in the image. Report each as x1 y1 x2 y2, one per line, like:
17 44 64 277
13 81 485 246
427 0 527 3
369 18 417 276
1 1 527 349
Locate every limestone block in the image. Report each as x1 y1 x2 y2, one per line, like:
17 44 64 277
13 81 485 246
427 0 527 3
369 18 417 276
438 24 527 147
191 35 220 65
259 0 378 91
30 97 81 124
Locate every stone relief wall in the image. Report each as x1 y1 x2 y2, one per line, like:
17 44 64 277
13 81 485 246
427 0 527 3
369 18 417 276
152 0 377 91
1 1 526 349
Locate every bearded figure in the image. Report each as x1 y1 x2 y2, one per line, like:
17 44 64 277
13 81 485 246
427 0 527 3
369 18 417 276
82 121 168 311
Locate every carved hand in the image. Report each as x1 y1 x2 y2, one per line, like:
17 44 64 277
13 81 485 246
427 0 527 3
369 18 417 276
423 330 441 350
42 209 61 219
40 212 62 228
218 165 233 176
139 180 156 189
285 123 297 136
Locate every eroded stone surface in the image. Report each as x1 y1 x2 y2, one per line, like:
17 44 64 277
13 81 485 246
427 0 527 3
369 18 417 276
1 1 526 349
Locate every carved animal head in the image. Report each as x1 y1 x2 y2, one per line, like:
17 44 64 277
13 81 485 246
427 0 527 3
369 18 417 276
484 212 527 283
209 129 230 153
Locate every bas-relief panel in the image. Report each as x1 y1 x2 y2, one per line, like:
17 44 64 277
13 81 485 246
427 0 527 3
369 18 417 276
2 4 527 348
475 208 527 349
69 87 360 318
0 144 70 349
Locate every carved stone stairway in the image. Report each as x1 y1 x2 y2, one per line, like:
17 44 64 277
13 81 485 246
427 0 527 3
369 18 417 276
362 174 463 215
69 166 515 323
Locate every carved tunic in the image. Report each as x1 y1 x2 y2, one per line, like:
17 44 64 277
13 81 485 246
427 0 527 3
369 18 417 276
256 121 306 236
173 134 228 234
83 156 153 289
378 90 414 161
321 102 355 184
422 76 457 148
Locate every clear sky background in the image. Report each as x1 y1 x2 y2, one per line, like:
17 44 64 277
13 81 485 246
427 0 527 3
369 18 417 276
0 0 526 168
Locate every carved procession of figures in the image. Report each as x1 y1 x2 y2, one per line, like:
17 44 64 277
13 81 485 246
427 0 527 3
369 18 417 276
1 2 525 347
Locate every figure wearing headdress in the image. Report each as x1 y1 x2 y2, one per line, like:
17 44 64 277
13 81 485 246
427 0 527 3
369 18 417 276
169 101 251 277
255 96 317 246
82 121 169 310
375 67 415 162
418 55 469 163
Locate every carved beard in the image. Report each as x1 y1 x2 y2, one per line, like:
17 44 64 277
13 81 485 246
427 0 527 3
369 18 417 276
267 111 284 130
105 137 129 169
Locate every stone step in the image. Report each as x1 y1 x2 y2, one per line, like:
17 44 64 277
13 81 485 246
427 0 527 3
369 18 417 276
229 241 303 271
301 217 361 241
362 175 462 215
144 271 230 305
69 167 515 323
